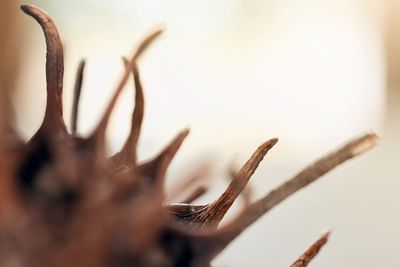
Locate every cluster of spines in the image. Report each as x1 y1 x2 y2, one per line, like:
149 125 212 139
0 4 378 267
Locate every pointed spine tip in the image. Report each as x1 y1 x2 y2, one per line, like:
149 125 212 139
20 4 34 13
133 28 164 62
260 138 278 151
271 137 279 145
21 5 49 20
181 128 190 137
350 132 379 156
290 230 331 267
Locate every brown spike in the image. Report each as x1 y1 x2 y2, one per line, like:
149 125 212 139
1 5 383 266
236 133 379 236
290 231 330 267
196 133 378 256
71 59 86 135
111 61 144 166
167 138 277 229
21 5 66 133
186 226 331 267
196 138 278 226
131 29 163 63
137 128 189 189
88 29 163 145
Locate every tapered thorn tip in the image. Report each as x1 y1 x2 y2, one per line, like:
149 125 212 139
21 4 43 14
351 133 379 156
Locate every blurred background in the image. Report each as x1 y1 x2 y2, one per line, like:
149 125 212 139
1 0 399 266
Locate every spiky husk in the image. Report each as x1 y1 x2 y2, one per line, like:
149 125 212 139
0 4 378 267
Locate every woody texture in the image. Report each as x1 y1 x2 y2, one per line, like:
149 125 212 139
0 4 379 267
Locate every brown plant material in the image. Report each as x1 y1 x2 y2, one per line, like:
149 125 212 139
200 133 379 247
290 231 330 267
71 59 85 135
110 59 143 166
0 4 379 267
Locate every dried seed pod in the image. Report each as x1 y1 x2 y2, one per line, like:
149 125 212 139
0 4 378 267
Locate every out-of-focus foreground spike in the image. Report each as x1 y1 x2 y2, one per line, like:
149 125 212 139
21 5 66 133
0 4 379 267
71 59 86 135
111 60 144 167
290 231 330 267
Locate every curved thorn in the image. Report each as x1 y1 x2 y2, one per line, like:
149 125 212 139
21 5 66 132
71 59 86 134
132 28 163 62
242 133 379 232
290 231 331 267
88 29 163 145
167 139 277 228
137 128 189 188
202 133 378 254
111 59 144 166
201 138 278 225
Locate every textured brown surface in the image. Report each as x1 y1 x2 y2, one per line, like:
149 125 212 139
0 4 378 267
